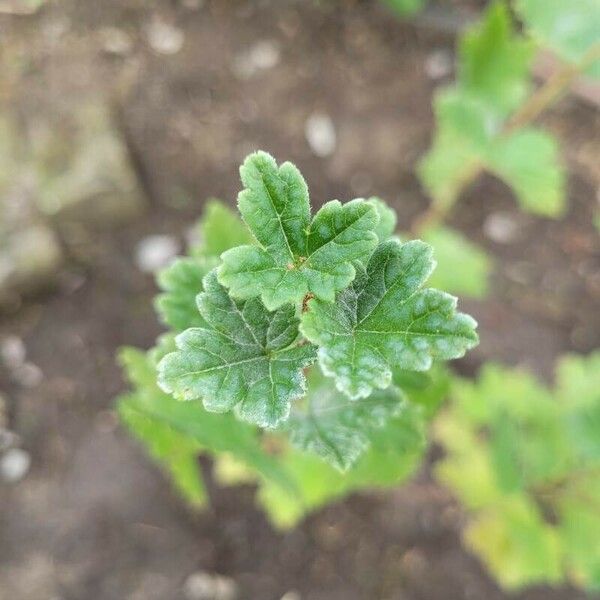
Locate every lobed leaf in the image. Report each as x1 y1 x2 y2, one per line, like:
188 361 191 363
155 256 217 331
218 151 379 310
301 239 479 399
460 1 533 118
118 347 300 502
285 369 409 471
158 270 316 428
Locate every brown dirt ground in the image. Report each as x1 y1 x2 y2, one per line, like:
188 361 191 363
1 1 599 599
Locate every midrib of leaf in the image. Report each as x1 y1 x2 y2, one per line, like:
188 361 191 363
173 354 266 379
231 301 261 346
357 251 425 327
307 389 347 467
262 174 296 263
306 210 367 263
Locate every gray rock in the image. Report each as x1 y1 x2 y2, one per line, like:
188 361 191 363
31 104 145 231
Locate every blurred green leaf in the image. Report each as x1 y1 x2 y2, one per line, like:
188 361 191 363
422 226 492 299
488 129 565 217
460 1 534 118
194 198 253 258
435 352 600 591
465 497 564 589
516 0 600 78
418 2 566 217
285 369 411 472
155 256 216 332
381 0 426 17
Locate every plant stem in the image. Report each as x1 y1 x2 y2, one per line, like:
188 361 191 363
411 42 600 237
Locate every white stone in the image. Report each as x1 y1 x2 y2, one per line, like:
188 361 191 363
483 211 521 244
305 112 336 157
280 592 302 600
0 448 31 483
0 335 26 369
232 40 280 79
424 49 453 80
100 27 133 56
146 19 185 55
135 235 180 273
183 572 238 600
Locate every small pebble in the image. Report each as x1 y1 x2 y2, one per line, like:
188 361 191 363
146 19 185 55
0 335 26 369
100 27 133 56
483 211 521 244
0 448 31 483
135 235 179 273
183 572 238 600
280 592 301 600
232 40 280 79
14 362 43 388
304 112 336 157
424 49 453 80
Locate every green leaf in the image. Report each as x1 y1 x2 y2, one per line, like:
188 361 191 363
301 239 479 399
381 0 426 17
194 198 253 257
285 369 409 471
556 352 600 461
488 128 566 217
558 483 600 590
422 226 492 299
218 151 379 310
258 396 427 528
118 349 206 508
419 89 566 216
118 347 300 502
435 354 600 591
155 256 217 331
460 2 533 118
418 89 490 210
516 0 600 78
367 196 398 241
158 270 316 428
465 497 564 589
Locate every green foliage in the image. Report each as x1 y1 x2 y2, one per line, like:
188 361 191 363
158 270 316 428
381 0 426 17
155 257 216 331
194 198 253 257
418 1 566 217
301 239 478 399
218 152 379 310
118 156 477 527
285 369 411 471
422 226 492 299
435 353 600 591
515 0 600 78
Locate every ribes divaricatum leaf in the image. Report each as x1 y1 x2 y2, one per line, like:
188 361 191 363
155 256 216 331
158 269 316 428
285 369 413 471
301 238 478 399
218 151 379 310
